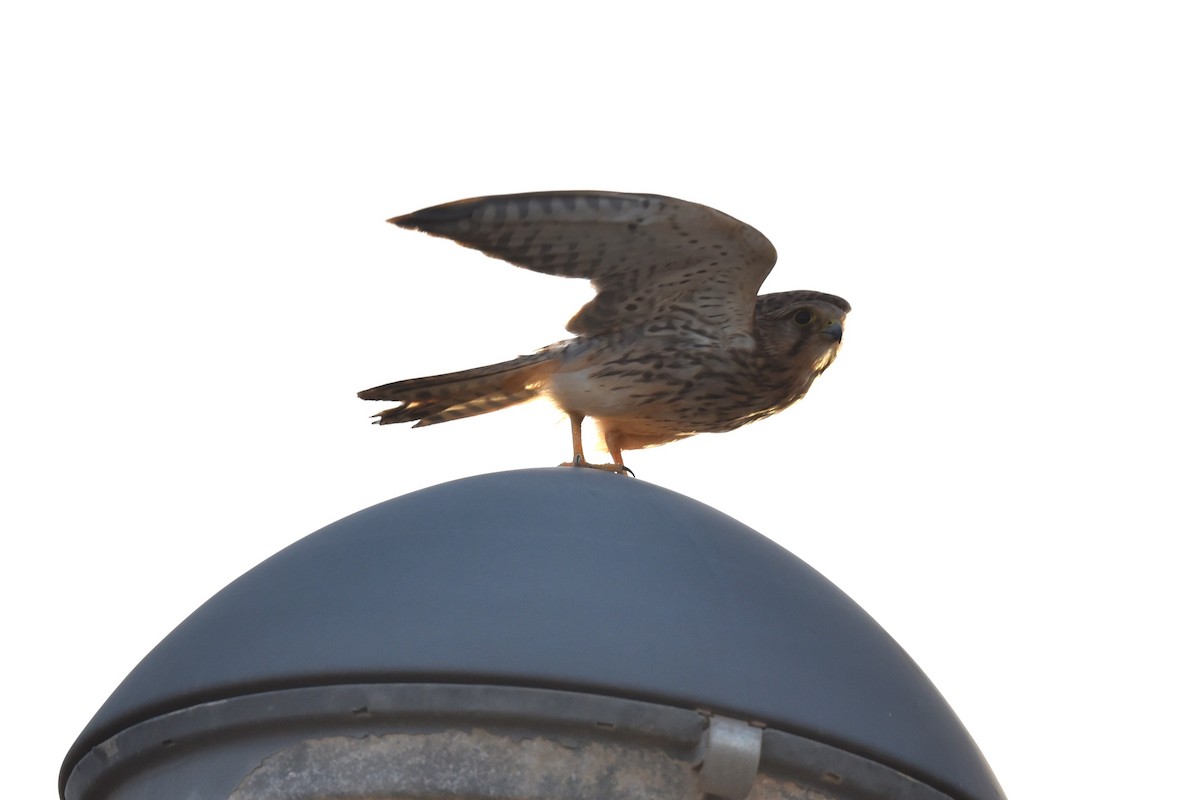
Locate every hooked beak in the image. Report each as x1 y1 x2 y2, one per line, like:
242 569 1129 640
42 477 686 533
820 320 844 343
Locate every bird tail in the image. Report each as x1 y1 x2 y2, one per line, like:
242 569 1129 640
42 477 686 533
358 352 559 427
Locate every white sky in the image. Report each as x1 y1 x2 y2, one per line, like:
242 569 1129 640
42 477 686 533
4 3 1197 798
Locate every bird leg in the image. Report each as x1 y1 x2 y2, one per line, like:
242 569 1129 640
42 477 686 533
558 412 635 476
604 430 636 478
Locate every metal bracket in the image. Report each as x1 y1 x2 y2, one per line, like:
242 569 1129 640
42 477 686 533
696 714 763 799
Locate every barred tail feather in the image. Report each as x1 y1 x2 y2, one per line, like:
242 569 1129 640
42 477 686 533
358 353 557 427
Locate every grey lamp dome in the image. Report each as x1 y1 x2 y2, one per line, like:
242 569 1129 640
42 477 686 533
61 468 1004 800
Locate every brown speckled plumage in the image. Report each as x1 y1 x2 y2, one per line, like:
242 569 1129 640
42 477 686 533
358 191 850 473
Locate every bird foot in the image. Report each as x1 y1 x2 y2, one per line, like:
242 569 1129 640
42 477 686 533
558 456 636 477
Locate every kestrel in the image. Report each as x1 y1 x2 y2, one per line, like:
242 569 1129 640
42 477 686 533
359 191 850 474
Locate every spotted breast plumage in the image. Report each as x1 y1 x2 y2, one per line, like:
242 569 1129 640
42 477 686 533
358 191 850 474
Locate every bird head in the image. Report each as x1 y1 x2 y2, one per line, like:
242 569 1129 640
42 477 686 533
754 291 851 378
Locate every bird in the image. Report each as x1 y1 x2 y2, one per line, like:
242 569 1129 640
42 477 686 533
358 191 850 474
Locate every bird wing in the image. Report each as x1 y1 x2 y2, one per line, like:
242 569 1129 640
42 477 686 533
389 191 778 340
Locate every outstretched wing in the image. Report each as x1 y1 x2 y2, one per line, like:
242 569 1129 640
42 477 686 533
389 191 777 340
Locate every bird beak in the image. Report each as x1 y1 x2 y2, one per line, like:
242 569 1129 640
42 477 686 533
820 320 843 343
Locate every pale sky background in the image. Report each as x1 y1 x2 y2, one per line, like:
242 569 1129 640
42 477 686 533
3 3 1198 798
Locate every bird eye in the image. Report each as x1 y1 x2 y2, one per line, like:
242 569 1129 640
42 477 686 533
792 310 814 326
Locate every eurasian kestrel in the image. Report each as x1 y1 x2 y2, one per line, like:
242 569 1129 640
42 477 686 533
359 191 850 474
